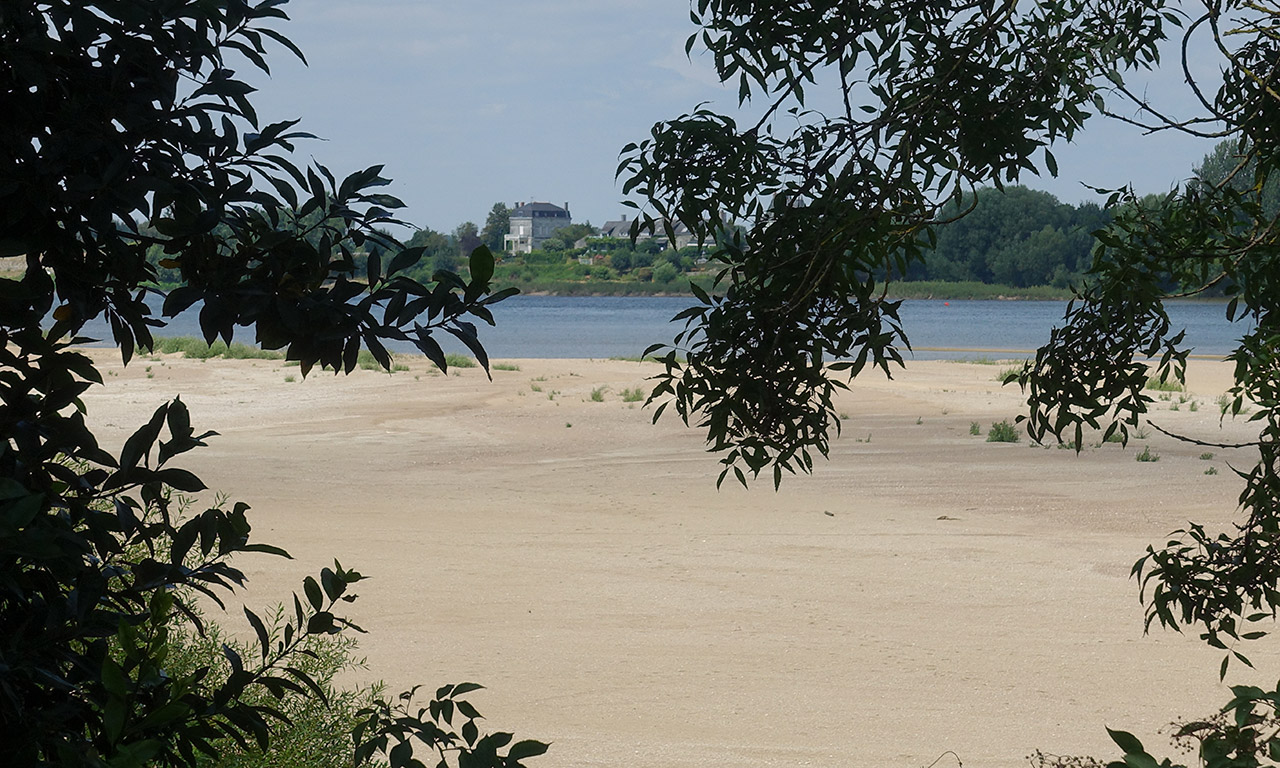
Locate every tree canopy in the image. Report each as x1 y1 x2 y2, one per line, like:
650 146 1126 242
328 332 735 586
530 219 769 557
623 0 1178 486
626 0 1280 762
905 185 1109 288
480 203 511 252
0 1 543 766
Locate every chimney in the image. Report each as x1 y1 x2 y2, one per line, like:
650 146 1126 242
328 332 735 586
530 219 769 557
564 202 569 212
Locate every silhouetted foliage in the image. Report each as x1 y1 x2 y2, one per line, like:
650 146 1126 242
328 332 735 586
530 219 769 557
628 1 1280 764
0 2 542 766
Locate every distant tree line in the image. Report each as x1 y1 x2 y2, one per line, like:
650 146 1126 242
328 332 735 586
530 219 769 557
899 185 1111 288
142 139 1276 294
138 187 1097 293
901 142 1280 290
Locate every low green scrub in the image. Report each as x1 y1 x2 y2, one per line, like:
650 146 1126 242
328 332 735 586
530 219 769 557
353 350 471 373
1145 375 1185 392
149 336 283 360
620 386 645 403
168 608 381 768
1135 445 1160 462
444 353 478 369
610 353 688 364
986 420 1020 442
1216 392 1252 415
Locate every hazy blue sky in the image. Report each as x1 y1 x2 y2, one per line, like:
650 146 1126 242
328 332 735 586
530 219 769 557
246 1 1222 234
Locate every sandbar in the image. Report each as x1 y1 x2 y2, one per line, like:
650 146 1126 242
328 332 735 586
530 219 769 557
79 350 1268 768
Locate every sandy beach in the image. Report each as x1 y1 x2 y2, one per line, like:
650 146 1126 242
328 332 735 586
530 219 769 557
79 350 1273 768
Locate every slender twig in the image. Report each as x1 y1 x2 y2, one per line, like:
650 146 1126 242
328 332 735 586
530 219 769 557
1147 420 1262 449
1182 11 1219 115
924 750 964 768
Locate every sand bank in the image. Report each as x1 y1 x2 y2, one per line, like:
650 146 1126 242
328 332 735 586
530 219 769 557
80 351 1269 768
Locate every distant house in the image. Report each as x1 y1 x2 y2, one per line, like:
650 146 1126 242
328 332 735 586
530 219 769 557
597 214 697 250
504 201 571 254
598 216 633 239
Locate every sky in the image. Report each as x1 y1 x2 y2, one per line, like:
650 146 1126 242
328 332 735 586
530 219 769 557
244 1 1224 234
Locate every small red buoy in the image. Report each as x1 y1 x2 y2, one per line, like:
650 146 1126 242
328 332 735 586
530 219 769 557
944 301 950 306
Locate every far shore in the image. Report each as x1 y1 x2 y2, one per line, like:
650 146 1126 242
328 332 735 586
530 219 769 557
493 278 1076 300
133 276 1078 301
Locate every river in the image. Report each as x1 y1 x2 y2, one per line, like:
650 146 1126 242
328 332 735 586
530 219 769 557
78 295 1250 360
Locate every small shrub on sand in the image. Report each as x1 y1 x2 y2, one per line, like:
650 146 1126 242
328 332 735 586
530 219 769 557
988 419 1018 442
444 353 478 369
353 351 419 373
986 420 1019 443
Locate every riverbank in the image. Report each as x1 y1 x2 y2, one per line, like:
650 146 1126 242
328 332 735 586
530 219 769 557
134 274 1074 300
492 276 1073 300
78 352 1267 768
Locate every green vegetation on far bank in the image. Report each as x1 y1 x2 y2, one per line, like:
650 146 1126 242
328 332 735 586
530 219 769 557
881 281 1071 300
492 275 1070 299
493 272 718 296
498 275 1070 299
140 272 1073 300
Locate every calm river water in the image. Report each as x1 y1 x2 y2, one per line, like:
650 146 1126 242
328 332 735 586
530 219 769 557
81 295 1249 360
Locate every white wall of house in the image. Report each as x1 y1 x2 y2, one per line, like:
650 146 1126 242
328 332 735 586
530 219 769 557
505 202 570 254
